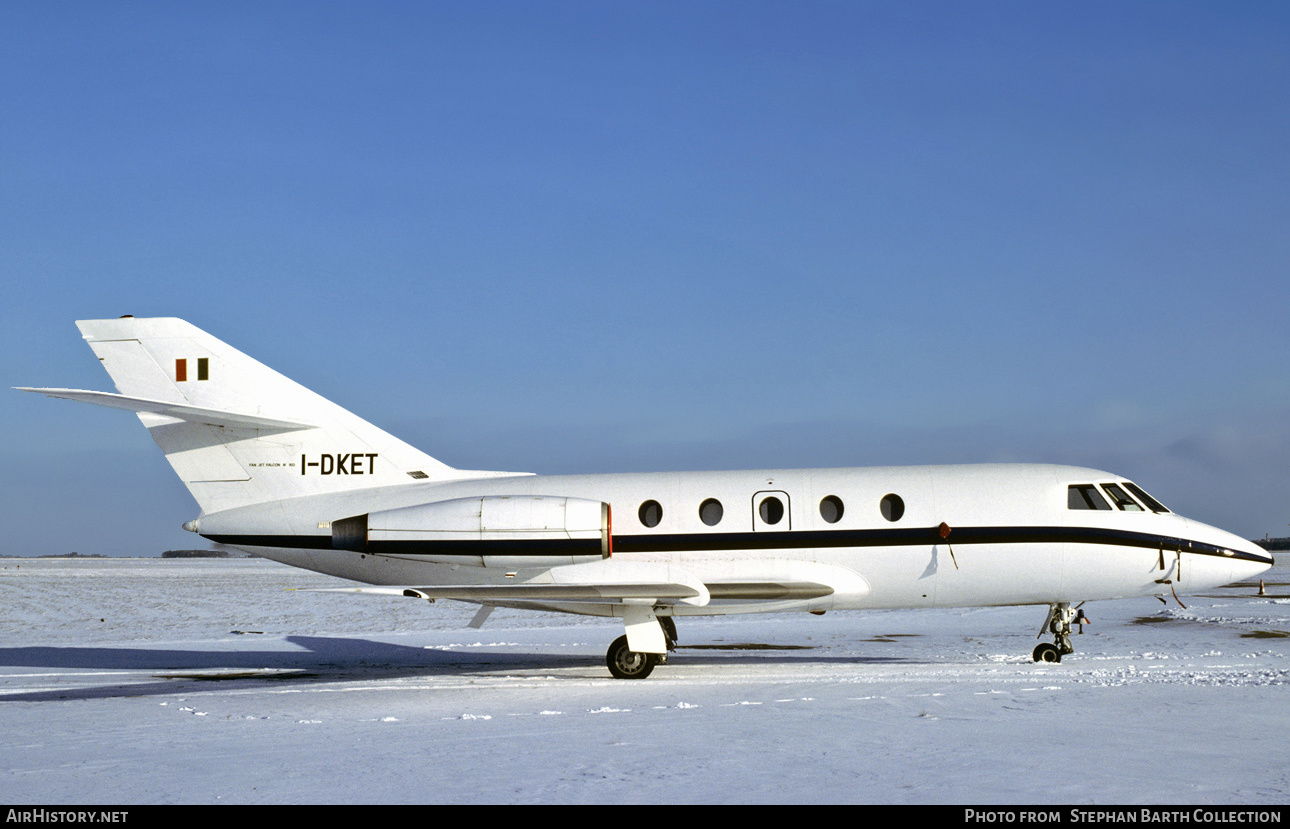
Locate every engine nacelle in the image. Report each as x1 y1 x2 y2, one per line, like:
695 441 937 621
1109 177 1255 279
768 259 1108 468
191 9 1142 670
332 495 611 568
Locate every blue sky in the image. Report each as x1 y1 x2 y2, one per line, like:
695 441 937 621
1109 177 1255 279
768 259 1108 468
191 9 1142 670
4 1 1288 556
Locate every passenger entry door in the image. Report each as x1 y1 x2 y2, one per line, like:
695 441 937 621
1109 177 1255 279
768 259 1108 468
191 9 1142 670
752 490 791 531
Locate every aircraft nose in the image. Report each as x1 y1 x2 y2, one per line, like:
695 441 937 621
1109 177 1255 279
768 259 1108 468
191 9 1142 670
1221 527 1274 562
1239 537 1275 568
1175 516 1274 587
1221 531 1275 578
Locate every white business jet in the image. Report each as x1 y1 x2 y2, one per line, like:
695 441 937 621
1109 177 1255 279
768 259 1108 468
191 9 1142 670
20 317 1273 678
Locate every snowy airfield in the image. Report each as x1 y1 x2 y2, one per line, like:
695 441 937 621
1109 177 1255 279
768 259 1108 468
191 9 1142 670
1 556 1287 805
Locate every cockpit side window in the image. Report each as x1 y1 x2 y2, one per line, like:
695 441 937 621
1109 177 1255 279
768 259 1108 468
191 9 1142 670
1100 483 1144 511
1123 482 1170 513
1068 484 1111 510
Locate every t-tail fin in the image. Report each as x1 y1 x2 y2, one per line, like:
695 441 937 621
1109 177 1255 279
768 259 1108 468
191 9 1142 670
20 317 505 514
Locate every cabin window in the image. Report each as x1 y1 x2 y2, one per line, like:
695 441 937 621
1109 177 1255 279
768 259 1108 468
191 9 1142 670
1124 482 1170 513
638 500 662 528
819 495 844 524
1068 485 1111 510
880 493 905 522
758 495 785 525
699 498 724 526
1100 483 1144 511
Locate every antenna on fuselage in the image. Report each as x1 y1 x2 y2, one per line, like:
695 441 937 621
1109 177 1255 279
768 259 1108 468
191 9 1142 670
939 522 958 570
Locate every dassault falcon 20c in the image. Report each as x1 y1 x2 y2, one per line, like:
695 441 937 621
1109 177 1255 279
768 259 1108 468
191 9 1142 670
20 317 1273 678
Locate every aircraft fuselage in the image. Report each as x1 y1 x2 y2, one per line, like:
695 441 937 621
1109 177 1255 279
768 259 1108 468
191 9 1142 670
193 462 1270 618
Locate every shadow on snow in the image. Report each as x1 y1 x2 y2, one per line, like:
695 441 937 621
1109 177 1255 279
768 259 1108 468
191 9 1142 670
0 634 914 702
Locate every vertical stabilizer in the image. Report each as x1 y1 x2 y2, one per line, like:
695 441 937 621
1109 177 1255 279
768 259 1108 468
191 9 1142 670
62 317 470 514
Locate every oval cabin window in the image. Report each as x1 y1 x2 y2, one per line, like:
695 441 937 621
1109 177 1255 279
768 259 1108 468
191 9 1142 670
880 493 905 522
819 495 844 524
759 496 785 525
638 500 663 528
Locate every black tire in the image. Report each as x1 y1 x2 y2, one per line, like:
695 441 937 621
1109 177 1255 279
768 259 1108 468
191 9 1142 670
1033 642 1062 663
606 634 657 679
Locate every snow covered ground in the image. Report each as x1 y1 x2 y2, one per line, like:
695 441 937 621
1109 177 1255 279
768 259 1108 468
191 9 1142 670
1 556 1287 805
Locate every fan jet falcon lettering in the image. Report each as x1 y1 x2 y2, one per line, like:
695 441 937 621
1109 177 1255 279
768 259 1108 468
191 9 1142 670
20 318 1273 678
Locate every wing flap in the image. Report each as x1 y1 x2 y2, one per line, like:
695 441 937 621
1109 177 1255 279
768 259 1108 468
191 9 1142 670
371 583 702 602
317 559 712 607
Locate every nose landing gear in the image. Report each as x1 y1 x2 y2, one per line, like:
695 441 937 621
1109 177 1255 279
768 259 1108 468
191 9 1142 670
1033 602 1088 663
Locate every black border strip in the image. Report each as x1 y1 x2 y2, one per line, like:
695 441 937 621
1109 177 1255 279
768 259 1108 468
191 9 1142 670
204 525 1272 565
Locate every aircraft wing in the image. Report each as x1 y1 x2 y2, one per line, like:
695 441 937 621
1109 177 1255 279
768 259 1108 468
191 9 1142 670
311 559 863 608
393 581 838 602
16 388 314 432
317 559 713 607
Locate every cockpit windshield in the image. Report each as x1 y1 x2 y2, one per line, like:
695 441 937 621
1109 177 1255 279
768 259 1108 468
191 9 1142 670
1067 485 1111 510
1123 482 1169 513
1101 483 1144 511
1067 482 1170 513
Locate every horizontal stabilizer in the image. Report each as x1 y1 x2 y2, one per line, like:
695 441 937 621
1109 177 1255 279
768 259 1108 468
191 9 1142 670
16 388 314 432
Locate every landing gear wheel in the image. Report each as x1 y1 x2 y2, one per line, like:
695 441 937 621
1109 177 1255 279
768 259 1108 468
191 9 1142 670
1033 642 1062 663
1032 602 1086 663
606 635 657 680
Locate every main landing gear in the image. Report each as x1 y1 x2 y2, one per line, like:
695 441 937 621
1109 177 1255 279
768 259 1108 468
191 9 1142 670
606 617 677 679
1032 602 1088 663
606 635 658 679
